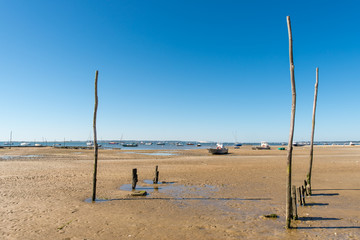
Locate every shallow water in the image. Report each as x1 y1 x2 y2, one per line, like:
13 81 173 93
0 155 42 160
118 151 178 156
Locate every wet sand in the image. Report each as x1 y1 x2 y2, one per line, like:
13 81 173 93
0 145 359 239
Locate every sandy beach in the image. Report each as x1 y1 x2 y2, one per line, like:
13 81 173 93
0 145 359 239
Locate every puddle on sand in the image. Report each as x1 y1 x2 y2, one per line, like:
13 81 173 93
140 152 178 156
118 151 178 156
0 155 42 160
119 181 218 200
120 184 163 192
143 179 176 185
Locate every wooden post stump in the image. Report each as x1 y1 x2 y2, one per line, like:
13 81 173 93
153 165 159 184
292 186 298 220
132 168 138 190
297 187 303 206
304 180 310 196
301 185 306 205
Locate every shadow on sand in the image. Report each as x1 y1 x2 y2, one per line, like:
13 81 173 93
296 226 360 230
86 197 272 203
311 193 339 196
313 188 360 191
298 216 341 221
305 203 329 206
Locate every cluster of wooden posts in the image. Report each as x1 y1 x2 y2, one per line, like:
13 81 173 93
286 16 319 228
91 16 319 230
290 180 312 220
131 165 160 190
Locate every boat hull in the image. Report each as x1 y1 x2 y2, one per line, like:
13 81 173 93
208 148 228 154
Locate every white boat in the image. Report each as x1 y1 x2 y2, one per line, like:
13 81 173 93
293 142 305 147
86 141 93 146
20 142 30 146
349 142 355 146
35 143 42 147
252 141 270 150
208 143 228 154
176 142 184 146
145 142 153 145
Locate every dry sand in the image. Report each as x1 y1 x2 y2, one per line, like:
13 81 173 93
0 145 359 239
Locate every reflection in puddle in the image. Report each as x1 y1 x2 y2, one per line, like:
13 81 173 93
143 179 176 185
120 184 162 192
0 155 42 160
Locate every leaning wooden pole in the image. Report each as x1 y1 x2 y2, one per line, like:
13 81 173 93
92 70 99 202
306 67 319 195
286 16 296 229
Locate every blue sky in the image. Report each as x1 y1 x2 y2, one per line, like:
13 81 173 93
1 0 360 142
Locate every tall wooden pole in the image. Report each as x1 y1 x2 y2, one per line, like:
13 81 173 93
286 16 296 229
9 131 12 149
92 70 99 202
306 67 319 195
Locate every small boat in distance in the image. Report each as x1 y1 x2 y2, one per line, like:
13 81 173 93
186 142 194 145
109 141 119 145
156 142 165 145
20 142 30 146
234 142 242 147
349 142 355 146
145 142 153 145
122 143 138 147
86 141 102 147
252 141 270 150
208 143 228 154
197 143 201 147
293 142 305 147
176 142 184 146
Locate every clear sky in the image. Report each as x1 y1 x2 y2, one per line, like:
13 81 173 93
1 0 360 142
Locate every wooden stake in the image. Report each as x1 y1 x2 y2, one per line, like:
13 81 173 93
286 15 297 229
132 168 138 190
153 165 159 184
292 186 298 220
297 187 303 206
301 185 306 205
304 180 309 196
92 70 99 202
306 67 319 195
9 131 12 149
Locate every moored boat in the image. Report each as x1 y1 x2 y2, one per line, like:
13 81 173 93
208 143 228 154
252 141 270 150
122 143 138 147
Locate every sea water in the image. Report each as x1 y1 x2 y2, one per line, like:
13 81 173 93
1 140 358 150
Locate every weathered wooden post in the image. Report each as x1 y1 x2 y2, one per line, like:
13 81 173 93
304 180 310 196
153 165 159 184
301 185 306 205
132 168 138 190
297 187 303 206
9 131 12 149
286 15 297 229
292 185 298 220
306 67 319 195
92 70 99 202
